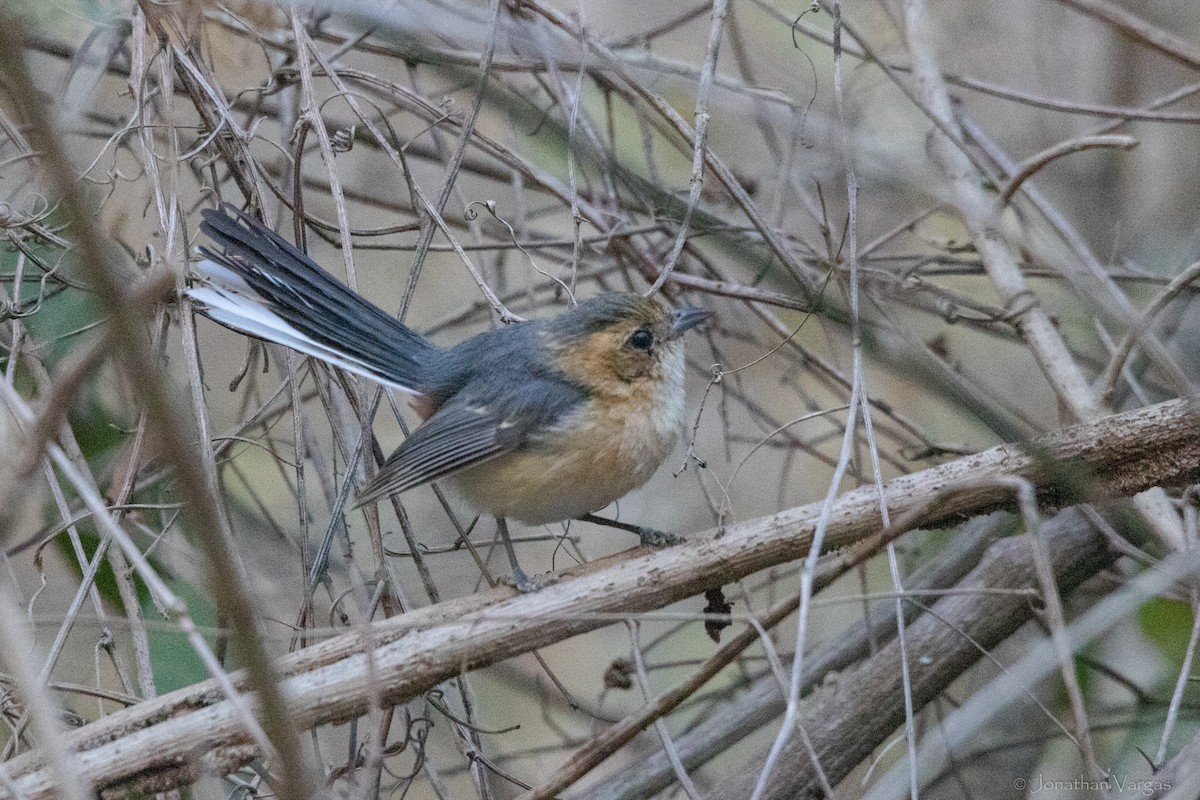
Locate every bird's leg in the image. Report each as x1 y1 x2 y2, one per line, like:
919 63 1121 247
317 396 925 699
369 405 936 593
496 517 553 592
578 513 685 547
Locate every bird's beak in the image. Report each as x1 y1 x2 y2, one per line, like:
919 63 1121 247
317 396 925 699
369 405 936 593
669 306 714 339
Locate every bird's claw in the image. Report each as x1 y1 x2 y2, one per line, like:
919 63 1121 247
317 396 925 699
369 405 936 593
503 566 559 593
638 527 686 548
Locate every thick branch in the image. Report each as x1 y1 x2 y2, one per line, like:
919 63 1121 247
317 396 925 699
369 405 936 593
706 507 1114 799
583 514 1008 799
3 397 1199 797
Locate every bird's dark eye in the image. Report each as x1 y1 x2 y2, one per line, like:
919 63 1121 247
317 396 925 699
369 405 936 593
627 327 655 351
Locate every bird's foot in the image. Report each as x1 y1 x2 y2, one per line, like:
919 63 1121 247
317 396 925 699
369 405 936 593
637 526 686 548
578 513 686 548
503 566 559 593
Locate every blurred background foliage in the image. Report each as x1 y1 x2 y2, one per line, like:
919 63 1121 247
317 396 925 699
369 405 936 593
3 0 1200 797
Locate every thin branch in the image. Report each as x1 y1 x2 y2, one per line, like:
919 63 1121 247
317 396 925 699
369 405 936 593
0 14 313 800
996 134 1138 207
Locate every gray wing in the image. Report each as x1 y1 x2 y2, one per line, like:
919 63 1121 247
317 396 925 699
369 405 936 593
355 369 588 507
355 401 540 507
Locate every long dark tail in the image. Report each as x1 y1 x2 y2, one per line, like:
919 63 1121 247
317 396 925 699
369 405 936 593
189 205 435 393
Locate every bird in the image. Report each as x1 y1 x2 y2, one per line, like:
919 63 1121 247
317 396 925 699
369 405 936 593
187 205 712 589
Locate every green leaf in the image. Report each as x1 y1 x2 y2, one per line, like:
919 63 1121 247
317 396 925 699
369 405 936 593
1138 596 1194 666
146 580 217 694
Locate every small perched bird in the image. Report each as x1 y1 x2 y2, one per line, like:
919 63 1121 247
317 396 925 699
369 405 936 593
188 205 711 588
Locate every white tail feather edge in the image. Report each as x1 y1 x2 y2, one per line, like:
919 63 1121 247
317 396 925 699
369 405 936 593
186 281 419 395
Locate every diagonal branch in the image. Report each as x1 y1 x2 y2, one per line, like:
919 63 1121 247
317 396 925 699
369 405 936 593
708 507 1115 799
1 397 1198 797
